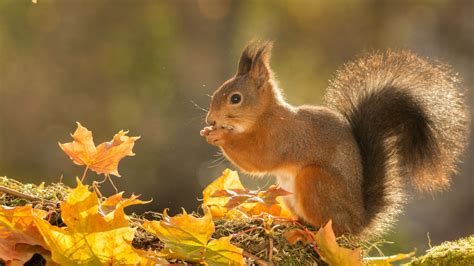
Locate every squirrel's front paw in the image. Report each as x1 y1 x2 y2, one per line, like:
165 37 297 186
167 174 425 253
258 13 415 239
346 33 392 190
200 126 214 137
201 127 229 146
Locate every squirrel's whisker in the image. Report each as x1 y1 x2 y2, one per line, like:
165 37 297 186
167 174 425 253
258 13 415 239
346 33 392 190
190 100 208 113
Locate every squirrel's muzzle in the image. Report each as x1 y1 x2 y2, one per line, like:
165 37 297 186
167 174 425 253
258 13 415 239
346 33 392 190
206 112 216 126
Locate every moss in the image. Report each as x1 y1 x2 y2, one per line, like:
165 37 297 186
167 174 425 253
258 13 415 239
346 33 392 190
1 176 472 265
0 176 69 205
409 236 474 266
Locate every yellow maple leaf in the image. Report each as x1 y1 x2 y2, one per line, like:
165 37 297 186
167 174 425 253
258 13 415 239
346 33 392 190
59 122 140 177
100 191 151 228
314 220 363 266
143 209 244 265
203 169 294 219
205 236 244 266
33 179 151 265
203 169 245 218
0 205 54 265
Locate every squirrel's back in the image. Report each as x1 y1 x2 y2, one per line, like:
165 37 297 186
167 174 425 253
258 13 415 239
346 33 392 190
324 50 470 237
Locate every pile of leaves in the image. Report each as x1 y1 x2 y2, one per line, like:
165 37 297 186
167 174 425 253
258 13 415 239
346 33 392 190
1 123 464 265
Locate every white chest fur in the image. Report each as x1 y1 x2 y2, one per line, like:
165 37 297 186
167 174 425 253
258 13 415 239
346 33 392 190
274 170 297 210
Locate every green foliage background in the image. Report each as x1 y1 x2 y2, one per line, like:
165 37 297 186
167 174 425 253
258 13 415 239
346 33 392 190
0 0 472 256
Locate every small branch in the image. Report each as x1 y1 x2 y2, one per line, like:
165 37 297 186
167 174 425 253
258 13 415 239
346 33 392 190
0 186 40 201
231 226 261 238
243 250 274 266
268 237 274 262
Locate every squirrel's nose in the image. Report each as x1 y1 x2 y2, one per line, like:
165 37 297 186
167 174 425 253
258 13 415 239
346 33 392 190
206 113 216 126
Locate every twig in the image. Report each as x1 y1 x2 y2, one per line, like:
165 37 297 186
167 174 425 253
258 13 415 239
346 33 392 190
0 186 40 201
231 226 261 238
268 237 274 262
243 250 274 266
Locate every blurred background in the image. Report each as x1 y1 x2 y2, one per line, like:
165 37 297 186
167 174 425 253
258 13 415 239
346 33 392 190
0 0 472 255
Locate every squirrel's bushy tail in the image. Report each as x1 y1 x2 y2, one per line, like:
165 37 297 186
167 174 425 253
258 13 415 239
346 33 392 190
325 51 470 237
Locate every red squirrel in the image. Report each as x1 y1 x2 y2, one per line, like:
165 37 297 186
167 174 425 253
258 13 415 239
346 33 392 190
199 41 470 238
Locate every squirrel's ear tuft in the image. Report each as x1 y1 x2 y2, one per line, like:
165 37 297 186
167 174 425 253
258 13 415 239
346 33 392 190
236 40 274 87
236 42 255 76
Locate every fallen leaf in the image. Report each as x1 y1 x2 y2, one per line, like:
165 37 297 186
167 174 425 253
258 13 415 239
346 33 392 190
284 229 314 245
100 192 150 228
204 169 293 219
212 188 260 209
244 199 294 218
59 122 139 177
134 249 169 265
203 169 245 218
363 251 415 265
206 236 244 266
203 169 293 219
0 205 51 265
34 219 140 265
10 243 56 265
33 179 148 265
259 185 292 205
314 220 362 266
143 209 244 265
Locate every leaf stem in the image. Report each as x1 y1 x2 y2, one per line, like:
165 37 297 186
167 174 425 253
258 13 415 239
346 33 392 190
106 175 119 193
81 166 89 182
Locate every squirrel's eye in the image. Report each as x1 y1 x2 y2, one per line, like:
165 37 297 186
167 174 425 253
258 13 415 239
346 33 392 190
230 93 242 104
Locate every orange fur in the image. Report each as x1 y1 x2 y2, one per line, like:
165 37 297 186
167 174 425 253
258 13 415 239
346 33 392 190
294 165 365 236
201 41 469 238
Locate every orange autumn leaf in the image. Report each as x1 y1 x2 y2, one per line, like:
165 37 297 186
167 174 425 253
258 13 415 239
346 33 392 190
203 169 245 218
33 179 152 265
284 229 315 245
0 205 54 265
211 185 291 210
203 169 294 219
314 220 362 266
100 192 151 228
59 122 140 177
284 220 363 266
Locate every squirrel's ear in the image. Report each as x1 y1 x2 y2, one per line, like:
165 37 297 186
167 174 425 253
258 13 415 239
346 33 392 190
249 41 273 88
236 43 254 76
236 41 273 88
